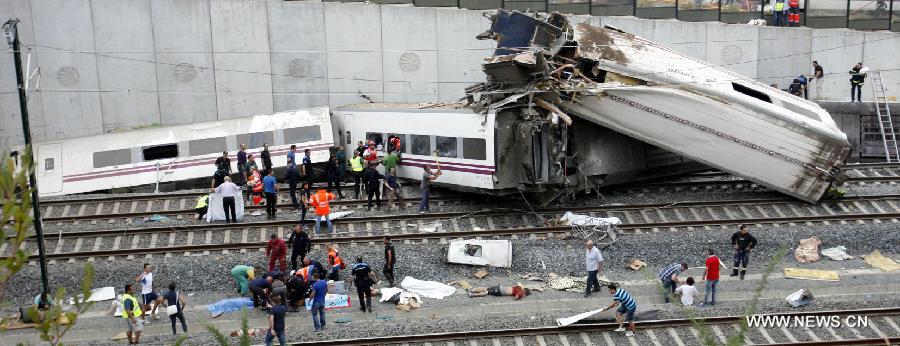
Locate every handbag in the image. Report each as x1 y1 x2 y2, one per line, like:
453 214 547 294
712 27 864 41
166 292 179 315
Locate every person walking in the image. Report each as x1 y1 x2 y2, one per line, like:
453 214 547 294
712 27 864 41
584 239 605 298
350 256 375 313
731 224 758 280
122 284 144 344
350 151 365 199
265 296 287 346
302 149 312 181
364 162 384 210
284 164 301 210
418 165 442 213
237 144 248 186
309 188 336 234
263 170 278 220
266 233 288 272
325 155 343 199
215 176 241 223
384 168 403 209
702 248 721 306
383 236 397 287
658 262 688 303
287 225 311 270
287 145 297 169
812 61 825 100
309 272 328 332
601 284 637 337
261 143 273 177
231 264 255 296
135 263 160 321
162 282 188 336
849 63 866 102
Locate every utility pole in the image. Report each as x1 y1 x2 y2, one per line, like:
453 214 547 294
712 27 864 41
3 18 49 295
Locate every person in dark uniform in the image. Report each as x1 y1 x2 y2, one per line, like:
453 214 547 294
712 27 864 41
364 163 384 210
261 143 273 176
731 225 758 280
849 63 866 102
325 155 343 199
284 273 309 311
350 256 375 313
287 225 311 271
383 236 397 287
284 164 301 210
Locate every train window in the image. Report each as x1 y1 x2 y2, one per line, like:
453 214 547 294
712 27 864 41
366 132 383 149
284 126 321 144
189 137 226 156
732 83 771 103
93 149 132 168
345 131 351 145
436 136 457 158
411 135 431 155
236 131 275 149
44 158 54 171
142 144 178 161
386 133 406 153
462 138 487 160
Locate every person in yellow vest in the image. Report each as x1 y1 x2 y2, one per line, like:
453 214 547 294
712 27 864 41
350 151 365 200
122 284 144 344
194 195 209 220
772 0 786 27
309 188 336 234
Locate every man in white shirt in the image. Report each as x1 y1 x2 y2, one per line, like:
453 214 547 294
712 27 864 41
674 277 700 306
214 176 242 223
584 240 604 298
135 263 161 320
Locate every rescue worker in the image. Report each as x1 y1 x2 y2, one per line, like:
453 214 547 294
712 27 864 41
249 276 274 308
849 63 866 102
309 188 336 234
382 150 399 177
287 225 311 270
261 143 273 176
248 167 264 204
326 245 345 281
787 0 800 27
350 151 365 199
215 151 231 176
266 233 288 272
302 258 327 282
335 146 347 187
788 78 802 97
194 195 209 220
285 272 309 310
231 264 255 296
237 144 248 186
325 154 343 199
772 0 786 26
354 141 366 157
731 225 758 280
418 165 442 213
389 135 401 155
302 149 312 181
812 61 825 100
350 256 375 313
364 141 378 163
364 162 384 210
122 284 144 344
284 163 300 210
383 236 397 287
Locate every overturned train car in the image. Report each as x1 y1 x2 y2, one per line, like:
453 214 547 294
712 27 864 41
464 10 850 203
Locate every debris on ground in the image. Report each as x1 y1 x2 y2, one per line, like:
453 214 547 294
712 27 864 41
335 318 352 323
794 236 822 263
146 214 169 222
785 288 814 307
627 259 646 270
457 280 473 290
473 270 489 279
380 287 423 311
783 268 839 281
447 240 512 268
547 274 614 292
863 250 900 272
420 221 443 233
520 273 544 281
304 294 350 310
229 327 272 337
821 246 854 261
400 276 456 299
562 212 620 248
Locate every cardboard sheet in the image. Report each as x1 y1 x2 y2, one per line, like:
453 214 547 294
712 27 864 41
863 250 900 272
783 268 840 281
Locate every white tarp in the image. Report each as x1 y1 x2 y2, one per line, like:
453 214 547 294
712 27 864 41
557 308 605 326
446 240 512 268
69 286 117 305
560 212 621 227
821 246 854 261
206 193 246 222
400 276 456 299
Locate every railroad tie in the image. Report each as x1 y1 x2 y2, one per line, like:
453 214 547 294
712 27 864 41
222 230 231 255
804 327 822 342
779 326 799 343
241 229 248 253
645 329 663 346
166 232 176 258
824 326 844 340
756 326 775 344
882 316 900 334
710 325 728 344
185 231 195 256
204 230 212 255
147 233 158 259
60 204 70 218
731 324 753 345
69 238 82 264
579 332 594 346
868 319 889 339
666 328 685 346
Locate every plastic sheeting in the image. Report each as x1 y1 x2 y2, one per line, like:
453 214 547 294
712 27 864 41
400 276 456 299
821 246 854 261
863 250 900 272
560 212 621 227
206 193 246 222
794 236 822 263
207 297 254 317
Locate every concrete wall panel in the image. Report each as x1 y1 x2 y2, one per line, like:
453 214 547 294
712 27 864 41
705 23 759 78
756 27 812 88
267 1 329 112
324 3 384 106
436 8 494 102
810 29 865 102
862 32 900 102
652 20 707 60
600 16 655 40
381 6 439 103
0 0 45 144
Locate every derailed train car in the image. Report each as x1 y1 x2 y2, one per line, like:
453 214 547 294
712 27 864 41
464 10 851 203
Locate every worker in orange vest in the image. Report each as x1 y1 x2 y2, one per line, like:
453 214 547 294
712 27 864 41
326 245 345 281
308 188 336 234
787 0 800 27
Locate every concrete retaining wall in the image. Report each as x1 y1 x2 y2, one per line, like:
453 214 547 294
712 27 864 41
2 1 899 145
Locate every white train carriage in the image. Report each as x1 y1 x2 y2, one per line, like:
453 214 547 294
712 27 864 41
30 107 333 197
333 103 497 191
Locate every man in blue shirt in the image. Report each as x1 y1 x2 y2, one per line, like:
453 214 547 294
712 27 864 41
603 284 637 337
249 276 273 308
263 171 278 220
287 145 297 168
265 296 287 346
308 273 328 331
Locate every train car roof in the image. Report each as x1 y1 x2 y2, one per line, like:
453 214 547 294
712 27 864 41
337 102 471 111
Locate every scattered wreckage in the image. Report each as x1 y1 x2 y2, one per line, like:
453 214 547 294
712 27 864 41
446 239 513 268
464 10 851 203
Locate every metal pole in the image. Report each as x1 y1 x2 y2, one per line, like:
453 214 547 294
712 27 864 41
3 18 50 295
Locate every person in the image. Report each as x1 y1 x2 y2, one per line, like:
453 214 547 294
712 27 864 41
285 272 309 310
418 165 441 213
772 0 786 26
215 176 241 223
674 277 700 306
287 144 297 168
584 239 604 298
237 144 248 185
211 168 227 189
266 233 288 272
162 282 188 336
812 61 825 100
389 135 401 155
658 262 688 303
269 274 288 308
384 168 403 209
284 164 301 210
350 151 365 199
265 296 287 346
34 291 54 311
231 264 255 296
849 63 866 102
303 258 327 281
194 195 209 220
336 145 347 185
302 149 312 181
467 284 530 300
350 256 375 313
788 78 802 97
326 244 344 281
325 155 343 199
383 236 397 287
382 150 399 174
602 284 637 337
249 276 274 308
787 0 800 26
263 170 278 220
798 74 808 99
364 162 384 210
287 225 312 270
20 292 54 324
355 141 366 157
246 154 259 173
309 272 328 331
215 151 231 175
122 284 144 344
309 188 336 234
135 263 160 321
261 143 273 176
702 248 721 306
248 166 263 204
364 141 378 163
731 224 758 280
298 181 311 224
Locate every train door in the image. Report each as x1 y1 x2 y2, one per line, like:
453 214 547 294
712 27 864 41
36 143 63 193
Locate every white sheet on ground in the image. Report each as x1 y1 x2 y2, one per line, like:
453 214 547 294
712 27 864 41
557 308 605 326
206 193 246 222
821 246 854 261
560 212 621 226
400 276 456 299
68 286 117 305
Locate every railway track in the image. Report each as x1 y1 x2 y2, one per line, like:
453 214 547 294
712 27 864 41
290 307 900 345
19 194 900 262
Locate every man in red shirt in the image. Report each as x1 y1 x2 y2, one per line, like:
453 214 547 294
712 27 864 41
702 248 721 306
266 234 287 272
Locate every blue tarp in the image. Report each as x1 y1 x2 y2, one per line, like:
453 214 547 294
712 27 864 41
207 297 254 317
